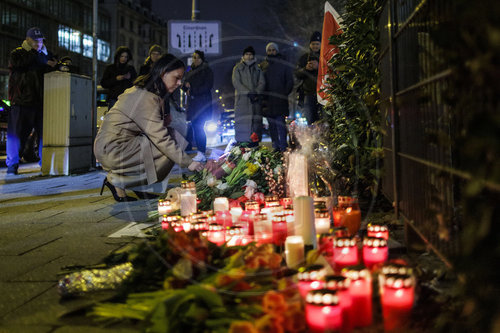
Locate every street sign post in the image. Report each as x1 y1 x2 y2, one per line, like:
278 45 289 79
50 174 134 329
168 20 221 56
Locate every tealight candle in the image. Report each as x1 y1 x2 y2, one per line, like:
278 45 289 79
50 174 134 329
272 213 288 246
207 223 225 246
325 275 354 333
285 235 304 268
215 210 232 228
229 207 243 223
315 208 331 235
342 266 372 327
226 226 244 247
158 199 172 217
305 289 342 333
363 237 388 270
253 213 273 244
333 237 359 270
297 264 326 298
381 274 415 332
213 197 229 212
367 223 389 240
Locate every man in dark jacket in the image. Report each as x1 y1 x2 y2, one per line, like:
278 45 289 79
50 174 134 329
260 42 294 152
100 46 137 110
295 31 321 125
7 27 57 175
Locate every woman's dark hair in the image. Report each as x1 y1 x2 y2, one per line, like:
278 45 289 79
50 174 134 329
113 46 133 65
134 53 185 96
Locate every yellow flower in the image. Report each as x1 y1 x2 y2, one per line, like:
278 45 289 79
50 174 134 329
244 163 259 176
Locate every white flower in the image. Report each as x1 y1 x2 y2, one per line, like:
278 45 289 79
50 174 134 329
245 179 257 189
244 186 256 199
216 182 228 190
274 165 282 174
206 175 217 187
242 151 252 161
231 147 241 156
254 151 262 159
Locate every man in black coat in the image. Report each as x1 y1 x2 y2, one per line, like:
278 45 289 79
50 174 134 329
7 27 57 175
296 31 321 125
260 42 294 152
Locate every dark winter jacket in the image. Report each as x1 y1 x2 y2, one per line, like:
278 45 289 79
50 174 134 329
295 50 320 96
138 62 152 76
8 40 55 107
183 62 214 121
100 47 137 101
259 54 294 118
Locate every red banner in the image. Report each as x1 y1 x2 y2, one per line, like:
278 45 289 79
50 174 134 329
317 1 343 105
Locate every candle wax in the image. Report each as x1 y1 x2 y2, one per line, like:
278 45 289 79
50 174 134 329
333 247 359 271
363 246 388 270
285 236 304 268
349 279 373 327
298 280 323 298
382 286 414 331
306 304 342 333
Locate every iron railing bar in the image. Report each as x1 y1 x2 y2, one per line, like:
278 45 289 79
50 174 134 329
379 45 389 61
398 152 500 192
395 69 452 97
394 0 429 39
402 215 454 269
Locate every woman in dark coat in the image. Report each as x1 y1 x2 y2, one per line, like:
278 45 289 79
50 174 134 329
138 44 162 76
100 46 137 109
183 50 213 161
232 46 265 146
94 54 203 202
259 42 294 151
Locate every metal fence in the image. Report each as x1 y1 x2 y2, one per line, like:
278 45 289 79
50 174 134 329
378 0 461 265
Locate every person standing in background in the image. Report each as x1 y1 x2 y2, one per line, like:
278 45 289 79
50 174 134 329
232 46 265 147
295 31 321 125
7 27 57 175
100 46 137 110
183 50 213 162
260 42 294 152
138 45 162 76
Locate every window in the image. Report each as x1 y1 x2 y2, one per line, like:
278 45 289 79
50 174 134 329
83 34 93 58
58 24 81 53
97 39 110 62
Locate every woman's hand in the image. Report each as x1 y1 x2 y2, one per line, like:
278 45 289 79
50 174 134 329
188 161 204 172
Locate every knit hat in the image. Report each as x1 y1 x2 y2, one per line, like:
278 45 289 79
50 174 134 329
243 46 255 55
149 44 162 55
27 27 44 39
193 50 205 62
310 31 321 42
265 42 279 53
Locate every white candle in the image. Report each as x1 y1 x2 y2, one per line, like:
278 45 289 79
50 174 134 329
315 208 331 235
180 192 196 216
213 197 229 212
293 196 317 248
285 236 305 268
158 199 172 216
230 207 243 223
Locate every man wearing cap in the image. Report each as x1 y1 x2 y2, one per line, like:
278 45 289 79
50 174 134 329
296 31 322 125
7 27 57 175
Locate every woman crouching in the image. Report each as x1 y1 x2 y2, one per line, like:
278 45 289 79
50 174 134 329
94 54 203 202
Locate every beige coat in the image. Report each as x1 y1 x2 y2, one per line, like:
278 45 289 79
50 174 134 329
94 86 192 188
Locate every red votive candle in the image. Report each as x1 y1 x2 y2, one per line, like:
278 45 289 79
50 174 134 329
305 289 342 333
342 266 372 327
226 226 244 247
363 237 388 270
297 264 327 298
334 226 349 238
319 234 335 258
280 197 293 208
265 195 279 208
253 213 272 244
207 223 225 246
272 213 288 246
216 210 232 228
325 275 354 333
333 237 359 271
241 201 260 235
381 274 415 332
158 199 172 217
367 223 389 240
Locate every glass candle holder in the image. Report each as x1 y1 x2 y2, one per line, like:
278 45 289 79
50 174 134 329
363 237 389 270
297 264 327 298
180 181 197 217
272 213 288 246
315 208 331 235
215 210 232 228
334 226 349 238
265 195 279 208
207 223 225 246
226 226 244 247
367 222 389 240
213 197 229 212
325 275 353 333
241 201 260 235
318 234 334 258
229 206 243 224
305 289 342 333
280 197 293 208
285 235 304 268
333 237 358 270
379 261 413 294
181 217 192 232
191 221 209 233
284 207 295 236
161 215 179 230
342 266 372 328
381 273 415 332
158 199 172 217
253 213 272 244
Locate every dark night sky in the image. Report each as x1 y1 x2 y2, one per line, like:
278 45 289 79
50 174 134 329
151 0 302 99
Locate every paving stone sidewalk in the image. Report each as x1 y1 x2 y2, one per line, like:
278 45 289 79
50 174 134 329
0 163 185 333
